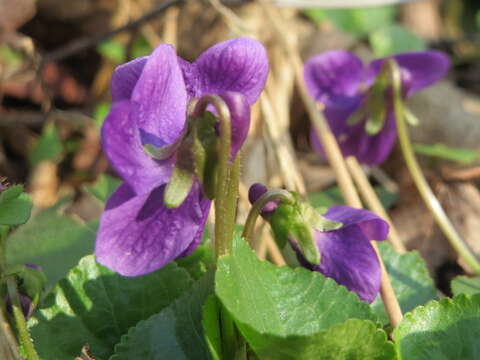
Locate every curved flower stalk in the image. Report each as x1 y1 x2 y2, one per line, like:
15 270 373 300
248 184 389 303
304 50 450 165
96 38 269 276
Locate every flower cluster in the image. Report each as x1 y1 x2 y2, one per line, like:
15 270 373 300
304 50 450 165
96 38 268 276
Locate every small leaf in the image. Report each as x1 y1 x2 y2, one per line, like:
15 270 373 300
202 295 222 360
304 7 396 37
83 174 121 204
97 40 126 63
369 24 426 57
111 270 213 360
413 143 479 164
29 256 193 360
451 276 480 297
216 235 378 357
0 185 32 226
29 123 63 165
371 243 437 325
93 102 111 129
394 294 480 360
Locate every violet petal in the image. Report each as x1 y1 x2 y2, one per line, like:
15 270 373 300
111 56 148 102
101 100 175 195
96 182 211 276
131 44 187 147
193 37 269 105
217 91 251 158
304 50 364 107
368 51 450 96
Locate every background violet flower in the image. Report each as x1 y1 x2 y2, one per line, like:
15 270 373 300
97 38 268 276
304 50 450 165
249 184 389 303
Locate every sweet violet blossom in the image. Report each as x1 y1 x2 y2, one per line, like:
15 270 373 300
304 50 450 165
96 38 268 276
249 183 389 303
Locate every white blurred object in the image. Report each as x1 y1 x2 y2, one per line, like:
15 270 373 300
274 0 425 9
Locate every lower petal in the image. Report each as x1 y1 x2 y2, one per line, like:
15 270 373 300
96 182 211 276
298 227 382 303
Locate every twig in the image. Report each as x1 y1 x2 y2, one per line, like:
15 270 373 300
346 156 406 253
259 0 403 328
41 0 186 65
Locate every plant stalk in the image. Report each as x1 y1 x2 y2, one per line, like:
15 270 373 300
193 95 237 257
346 156 406 253
6 278 39 360
389 60 480 274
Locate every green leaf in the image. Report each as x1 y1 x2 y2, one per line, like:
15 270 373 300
451 276 480 296
202 295 222 360
250 319 395 360
0 185 32 226
29 255 193 360
216 236 379 357
6 207 96 288
111 270 213 360
304 7 396 37
369 24 426 57
97 40 126 63
308 186 398 210
371 243 437 325
413 143 479 164
83 174 121 204
394 294 480 360
30 123 63 165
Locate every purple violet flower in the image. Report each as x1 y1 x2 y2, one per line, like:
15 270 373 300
249 183 389 303
304 50 450 165
97 38 269 276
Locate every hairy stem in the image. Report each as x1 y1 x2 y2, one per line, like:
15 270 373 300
6 278 39 360
193 95 237 257
389 60 480 274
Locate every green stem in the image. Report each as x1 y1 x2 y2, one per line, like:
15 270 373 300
6 277 39 360
389 59 480 274
242 189 295 243
192 95 237 257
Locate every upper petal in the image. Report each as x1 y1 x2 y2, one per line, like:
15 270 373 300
368 51 450 96
131 44 188 147
323 205 389 241
193 37 269 105
101 100 174 195
304 50 365 107
111 56 148 102
96 182 211 276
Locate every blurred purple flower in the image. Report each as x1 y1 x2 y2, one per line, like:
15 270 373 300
97 38 268 276
249 184 389 303
304 50 450 165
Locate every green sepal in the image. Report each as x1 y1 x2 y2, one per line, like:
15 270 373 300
364 68 389 136
192 112 219 200
267 193 342 266
164 166 195 209
347 107 367 126
143 142 179 160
